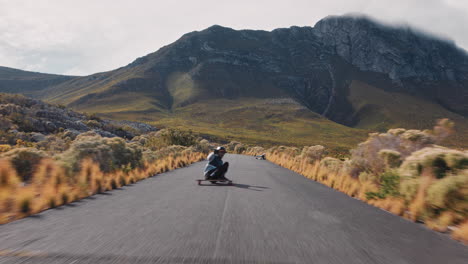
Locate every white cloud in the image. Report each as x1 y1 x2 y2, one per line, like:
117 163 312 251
0 0 467 75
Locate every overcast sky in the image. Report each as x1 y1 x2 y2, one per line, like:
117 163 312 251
1 0 468 76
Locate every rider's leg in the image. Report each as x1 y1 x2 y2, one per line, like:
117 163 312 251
218 163 230 180
210 163 228 179
205 169 216 180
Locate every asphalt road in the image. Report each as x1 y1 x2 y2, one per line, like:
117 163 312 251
0 154 467 264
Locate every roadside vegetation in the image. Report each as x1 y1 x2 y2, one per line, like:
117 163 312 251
242 119 468 244
0 94 212 223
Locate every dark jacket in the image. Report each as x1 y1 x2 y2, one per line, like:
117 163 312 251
204 152 223 173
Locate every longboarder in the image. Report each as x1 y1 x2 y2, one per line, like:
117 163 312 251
203 146 230 183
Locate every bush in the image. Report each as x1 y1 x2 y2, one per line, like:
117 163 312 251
0 144 12 153
301 145 325 163
350 120 452 175
234 144 246 154
143 145 187 163
193 139 213 154
400 178 420 201
366 170 401 200
226 141 242 152
320 157 343 172
378 149 402 169
159 128 197 147
143 129 197 150
85 119 102 128
246 146 265 155
1 148 46 182
58 134 143 173
358 171 378 183
426 173 467 211
85 112 102 121
35 135 70 152
399 147 467 179
9 112 35 132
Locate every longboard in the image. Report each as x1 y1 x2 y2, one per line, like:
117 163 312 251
196 179 233 185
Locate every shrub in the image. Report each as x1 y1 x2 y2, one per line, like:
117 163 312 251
234 144 246 154
0 144 12 153
159 128 197 147
432 118 455 143
400 178 420 201
0 118 14 132
350 120 451 175
301 145 325 163
142 129 197 150
320 157 343 172
245 146 265 156
226 141 242 152
58 134 143 173
378 149 401 169
366 170 401 199
0 131 17 145
85 112 102 121
142 145 187 163
399 147 467 179
426 173 467 211
1 148 46 182
85 119 102 128
9 112 35 132
358 171 378 183
193 139 213 153
35 135 70 152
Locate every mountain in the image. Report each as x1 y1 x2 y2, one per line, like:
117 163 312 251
0 66 74 95
1 15 467 149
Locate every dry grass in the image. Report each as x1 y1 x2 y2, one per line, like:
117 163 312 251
406 170 434 222
452 221 468 244
0 150 206 224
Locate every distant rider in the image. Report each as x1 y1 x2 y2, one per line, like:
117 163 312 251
255 153 266 160
204 146 230 181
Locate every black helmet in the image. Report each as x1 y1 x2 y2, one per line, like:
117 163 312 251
214 146 227 153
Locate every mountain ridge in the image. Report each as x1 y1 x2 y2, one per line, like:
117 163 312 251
1 14 467 149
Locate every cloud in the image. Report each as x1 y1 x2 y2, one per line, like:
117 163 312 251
0 0 467 75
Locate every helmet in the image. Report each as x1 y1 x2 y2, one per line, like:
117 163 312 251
214 146 227 153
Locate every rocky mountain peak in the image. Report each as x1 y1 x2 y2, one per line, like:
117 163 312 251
314 15 468 82
1 14 467 127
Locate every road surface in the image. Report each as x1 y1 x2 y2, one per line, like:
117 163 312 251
0 154 467 263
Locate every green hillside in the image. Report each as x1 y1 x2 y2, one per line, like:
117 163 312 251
97 97 368 152
348 80 468 149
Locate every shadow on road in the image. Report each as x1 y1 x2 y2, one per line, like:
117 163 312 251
197 183 269 191
233 183 269 191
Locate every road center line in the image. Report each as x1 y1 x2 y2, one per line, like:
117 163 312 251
213 188 230 259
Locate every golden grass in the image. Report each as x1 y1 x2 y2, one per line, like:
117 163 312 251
452 221 468 244
407 170 433 222
426 211 457 233
0 151 206 224
0 159 20 188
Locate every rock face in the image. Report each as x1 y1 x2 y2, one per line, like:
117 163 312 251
1 15 467 126
0 94 157 144
315 16 468 81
